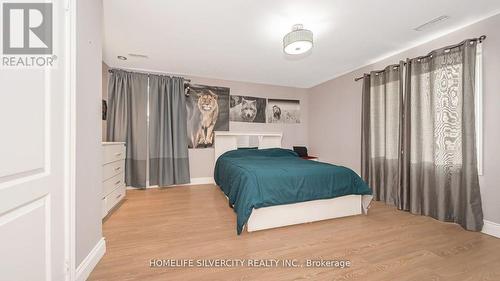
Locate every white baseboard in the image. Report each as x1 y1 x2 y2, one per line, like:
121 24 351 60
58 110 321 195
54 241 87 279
76 237 106 281
482 220 500 238
189 177 215 185
127 177 215 189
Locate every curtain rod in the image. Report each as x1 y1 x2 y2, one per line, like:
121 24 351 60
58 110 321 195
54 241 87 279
354 35 486 82
108 68 191 82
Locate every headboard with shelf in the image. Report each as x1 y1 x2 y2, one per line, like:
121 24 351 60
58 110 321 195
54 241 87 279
214 131 283 163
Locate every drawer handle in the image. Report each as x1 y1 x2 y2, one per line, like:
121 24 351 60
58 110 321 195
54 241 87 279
114 167 121 171
115 180 121 185
116 193 122 199
114 153 122 157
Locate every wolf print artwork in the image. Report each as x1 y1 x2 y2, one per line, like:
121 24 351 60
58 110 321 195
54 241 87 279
229 95 267 123
267 99 300 124
186 85 229 148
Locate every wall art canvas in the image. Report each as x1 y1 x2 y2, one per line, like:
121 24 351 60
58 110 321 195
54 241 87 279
267 99 300 124
229 95 267 123
186 84 229 148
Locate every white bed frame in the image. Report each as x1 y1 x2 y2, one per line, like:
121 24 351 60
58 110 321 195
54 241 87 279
214 131 372 232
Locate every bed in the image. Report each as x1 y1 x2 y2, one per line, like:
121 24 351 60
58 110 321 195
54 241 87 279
213 132 373 234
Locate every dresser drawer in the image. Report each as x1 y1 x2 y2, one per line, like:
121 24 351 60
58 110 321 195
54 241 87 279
103 172 125 197
102 144 126 165
103 160 125 181
104 185 126 215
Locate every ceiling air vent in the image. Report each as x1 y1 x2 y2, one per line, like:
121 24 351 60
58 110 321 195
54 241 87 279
128 53 149 59
414 15 449 31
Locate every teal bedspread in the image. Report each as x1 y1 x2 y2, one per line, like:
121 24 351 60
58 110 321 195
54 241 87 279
214 148 372 234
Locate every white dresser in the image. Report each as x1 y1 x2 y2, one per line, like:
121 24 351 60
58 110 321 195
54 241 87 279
102 142 126 218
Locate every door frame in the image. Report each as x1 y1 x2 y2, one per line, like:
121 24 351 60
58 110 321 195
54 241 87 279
65 0 105 279
64 0 77 279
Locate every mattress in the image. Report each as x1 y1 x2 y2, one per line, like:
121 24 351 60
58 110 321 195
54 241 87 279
214 148 372 234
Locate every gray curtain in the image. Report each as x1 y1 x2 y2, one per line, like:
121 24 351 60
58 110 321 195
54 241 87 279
360 75 371 181
362 40 483 231
362 65 403 205
107 70 148 187
149 75 190 187
402 40 483 230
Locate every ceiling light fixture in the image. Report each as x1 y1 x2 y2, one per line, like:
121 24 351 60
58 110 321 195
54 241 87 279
283 24 313 55
117 55 127 60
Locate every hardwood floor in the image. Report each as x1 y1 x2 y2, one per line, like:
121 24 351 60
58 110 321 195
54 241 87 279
89 185 500 281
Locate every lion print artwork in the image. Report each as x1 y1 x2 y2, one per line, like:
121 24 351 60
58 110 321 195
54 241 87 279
266 99 300 124
195 91 219 146
186 85 229 148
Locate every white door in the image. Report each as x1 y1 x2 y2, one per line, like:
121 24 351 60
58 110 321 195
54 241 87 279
0 1 71 280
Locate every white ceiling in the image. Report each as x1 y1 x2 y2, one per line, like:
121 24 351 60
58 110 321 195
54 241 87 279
103 0 500 88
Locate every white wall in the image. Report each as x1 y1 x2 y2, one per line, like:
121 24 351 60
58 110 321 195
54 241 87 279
102 62 109 141
186 76 309 178
101 71 309 179
308 13 500 224
76 0 103 266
